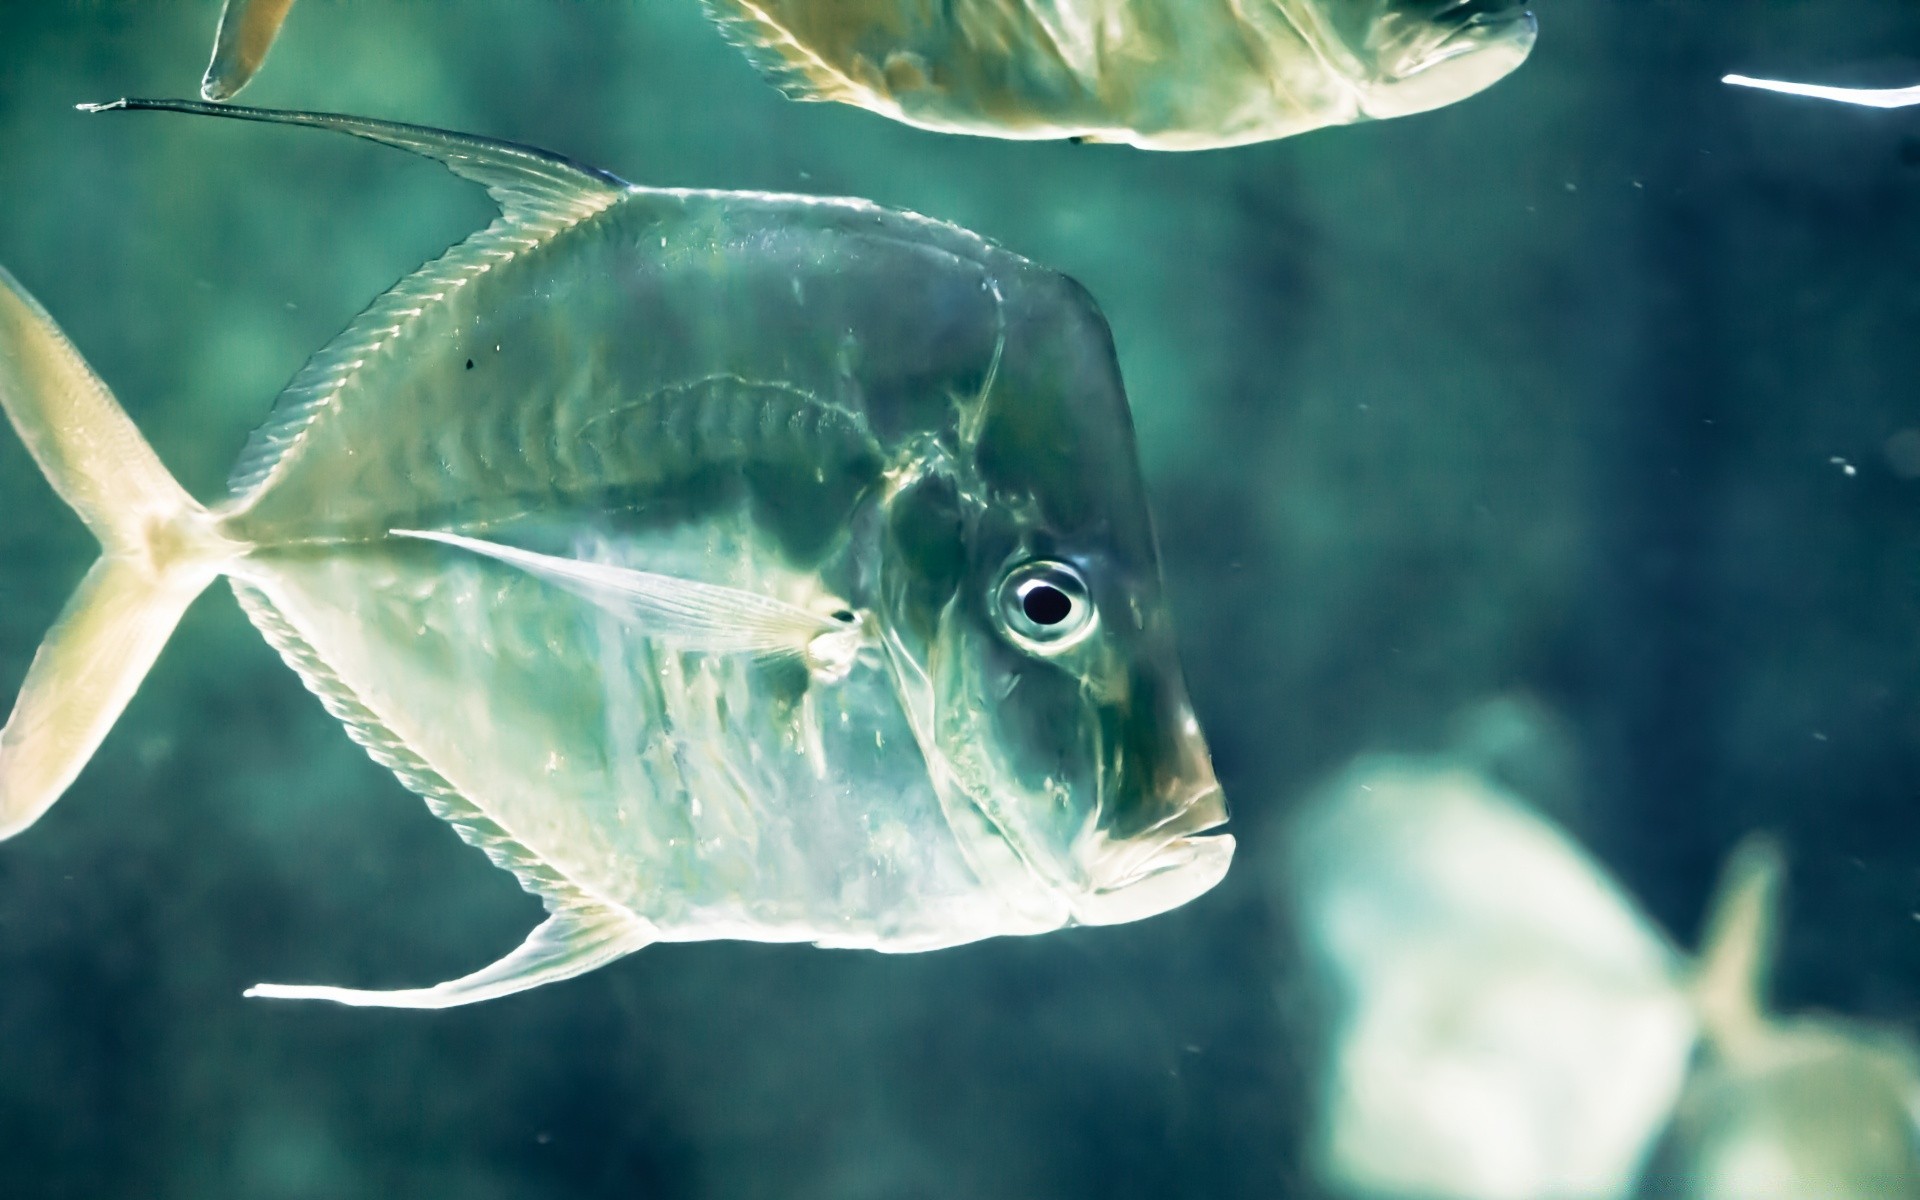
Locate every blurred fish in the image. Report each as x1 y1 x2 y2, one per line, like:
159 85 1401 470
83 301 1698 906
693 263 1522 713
0 99 1230 1008
193 0 1537 149
706 0 1539 148
1285 726 1920 1200
1660 837 1920 1200
1282 752 1695 1200
1724 73 1920 109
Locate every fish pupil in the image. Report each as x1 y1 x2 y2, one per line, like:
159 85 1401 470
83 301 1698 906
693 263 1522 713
1023 585 1072 626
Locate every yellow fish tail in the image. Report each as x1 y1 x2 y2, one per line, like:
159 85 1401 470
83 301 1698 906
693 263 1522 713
0 266 238 840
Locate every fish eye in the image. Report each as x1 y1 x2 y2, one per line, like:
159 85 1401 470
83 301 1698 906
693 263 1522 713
996 560 1097 653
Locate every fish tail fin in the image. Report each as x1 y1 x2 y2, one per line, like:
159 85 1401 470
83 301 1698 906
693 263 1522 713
0 266 237 840
1690 832 1786 1060
202 0 299 102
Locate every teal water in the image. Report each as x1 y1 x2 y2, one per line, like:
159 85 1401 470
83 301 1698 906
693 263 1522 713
3 2 1920 1197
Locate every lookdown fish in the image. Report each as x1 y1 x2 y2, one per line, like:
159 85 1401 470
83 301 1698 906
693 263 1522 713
1284 728 1920 1200
1724 73 1920 109
0 99 1231 1008
1283 751 1696 1200
195 0 1537 150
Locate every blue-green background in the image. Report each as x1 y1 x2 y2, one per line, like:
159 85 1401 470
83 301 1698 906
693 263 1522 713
2 1 1919 1196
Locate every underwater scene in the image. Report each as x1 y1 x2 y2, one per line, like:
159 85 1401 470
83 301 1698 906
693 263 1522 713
3 0 1920 1197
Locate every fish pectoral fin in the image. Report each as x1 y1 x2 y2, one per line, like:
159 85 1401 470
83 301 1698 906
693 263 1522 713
79 97 627 227
243 903 653 1010
394 529 848 660
201 0 298 101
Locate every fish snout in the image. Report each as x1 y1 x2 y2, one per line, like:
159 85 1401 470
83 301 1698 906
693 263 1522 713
1361 0 1537 118
1070 756 1234 925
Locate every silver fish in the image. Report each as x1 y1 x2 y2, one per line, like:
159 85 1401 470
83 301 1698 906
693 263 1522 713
1286 726 1920 1200
0 99 1231 1008
1283 753 1695 1200
195 0 1535 149
707 0 1539 148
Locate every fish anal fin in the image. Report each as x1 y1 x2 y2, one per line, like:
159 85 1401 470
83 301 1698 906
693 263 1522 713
230 581 599 907
202 0 298 102
245 903 654 1009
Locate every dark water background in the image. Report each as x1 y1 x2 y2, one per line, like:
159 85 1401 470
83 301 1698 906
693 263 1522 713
2 1 1919 1196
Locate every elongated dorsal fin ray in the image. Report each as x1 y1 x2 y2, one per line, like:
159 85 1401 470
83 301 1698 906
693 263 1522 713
79 98 630 222
77 98 631 507
245 903 654 1009
1692 832 1786 1062
201 0 298 102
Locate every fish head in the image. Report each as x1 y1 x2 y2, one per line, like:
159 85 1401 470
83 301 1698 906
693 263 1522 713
1316 0 1537 119
882 268 1232 928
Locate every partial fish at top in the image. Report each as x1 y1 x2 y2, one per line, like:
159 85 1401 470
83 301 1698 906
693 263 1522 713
195 0 1537 149
0 98 1230 1008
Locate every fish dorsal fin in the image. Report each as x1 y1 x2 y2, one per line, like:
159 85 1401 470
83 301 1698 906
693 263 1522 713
81 98 629 220
1692 832 1786 1063
79 98 631 505
701 0 873 106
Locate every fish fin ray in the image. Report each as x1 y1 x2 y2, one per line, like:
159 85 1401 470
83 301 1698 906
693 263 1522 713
229 580 601 913
394 529 840 657
201 0 298 101
80 98 629 218
701 0 869 104
77 99 630 505
1723 74 1920 109
1691 832 1785 1059
244 903 653 1008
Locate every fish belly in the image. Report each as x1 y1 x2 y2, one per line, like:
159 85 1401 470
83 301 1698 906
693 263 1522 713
233 520 1015 951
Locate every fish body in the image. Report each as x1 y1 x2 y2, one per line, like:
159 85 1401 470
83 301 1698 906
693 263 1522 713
1283 755 1695 1200
1285 730 1920 1200
196 0 1535 149
708 0 1538 148
0 100 1230 1007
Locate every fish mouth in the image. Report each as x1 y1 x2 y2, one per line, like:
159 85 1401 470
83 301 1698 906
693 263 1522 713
1360 0 1537 119
1068 785 1235 925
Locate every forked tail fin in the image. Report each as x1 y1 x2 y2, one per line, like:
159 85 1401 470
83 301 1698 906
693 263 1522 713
0 266 236 840
1690 832 1786 1062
